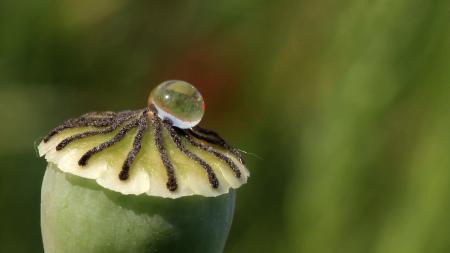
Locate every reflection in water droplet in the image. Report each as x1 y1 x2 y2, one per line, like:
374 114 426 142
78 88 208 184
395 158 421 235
149 80 205 129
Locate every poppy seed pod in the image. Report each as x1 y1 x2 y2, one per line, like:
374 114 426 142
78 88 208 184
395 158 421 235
38 81 250 253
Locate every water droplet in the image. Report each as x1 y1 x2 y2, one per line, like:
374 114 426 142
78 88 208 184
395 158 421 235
149 80 205 128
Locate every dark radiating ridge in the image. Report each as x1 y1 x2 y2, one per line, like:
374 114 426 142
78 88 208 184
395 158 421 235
153 114 178 191
182 130 241 178
43 117 114 143
81 111 117 118
43 110 138 143
56 112 136 150
78 119 140 166
189 127 245 165
164 120 219 189
119 114 148 180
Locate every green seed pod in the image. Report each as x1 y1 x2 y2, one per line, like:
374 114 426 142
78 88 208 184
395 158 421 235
38 81 249 253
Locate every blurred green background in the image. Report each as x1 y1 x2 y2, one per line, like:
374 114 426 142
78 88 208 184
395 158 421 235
1 0 449 252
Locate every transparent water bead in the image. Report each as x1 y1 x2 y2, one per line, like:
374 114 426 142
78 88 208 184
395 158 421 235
149 80 205 129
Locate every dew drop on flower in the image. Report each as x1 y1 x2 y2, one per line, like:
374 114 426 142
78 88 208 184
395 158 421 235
149 80 205 129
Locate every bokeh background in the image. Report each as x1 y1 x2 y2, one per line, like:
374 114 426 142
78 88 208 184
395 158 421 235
1 0 449 252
